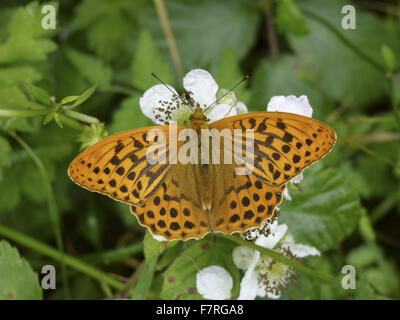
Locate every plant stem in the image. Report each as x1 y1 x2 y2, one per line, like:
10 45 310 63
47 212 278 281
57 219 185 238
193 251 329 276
265 5 279 58
153 0 184 80
219 234 338 285
0 224 126 291
0 109 47 117
83 243 144 265
346 139 400 169
102 84 138 96
63 109 100 124
6 132 70 299
58 114 86 131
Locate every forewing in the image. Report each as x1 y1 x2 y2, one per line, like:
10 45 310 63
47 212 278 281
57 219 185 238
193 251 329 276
68 126 179 205
210 111 336 187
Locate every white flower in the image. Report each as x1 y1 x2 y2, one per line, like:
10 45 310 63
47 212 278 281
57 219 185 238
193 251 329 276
151 233 167 242
196 265 233 300
235 221 320 300
267 95 313 200
140 69 247 125
267 95 312 118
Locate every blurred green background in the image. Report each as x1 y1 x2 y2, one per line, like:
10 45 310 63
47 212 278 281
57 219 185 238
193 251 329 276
0 0 399 300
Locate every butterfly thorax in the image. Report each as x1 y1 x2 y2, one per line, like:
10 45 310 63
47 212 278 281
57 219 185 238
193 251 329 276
189 106 209 131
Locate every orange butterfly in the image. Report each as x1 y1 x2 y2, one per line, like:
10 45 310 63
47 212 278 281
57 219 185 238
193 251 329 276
68 105 336 241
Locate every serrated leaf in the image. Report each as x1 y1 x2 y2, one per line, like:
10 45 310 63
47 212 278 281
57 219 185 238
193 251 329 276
66 49 112 88
161 236 240 300
73 0 146 62
143 232 165 262
0 240 43 299
132 30 173 91
279 164 363 252
24 84 51 106
0 2 57 64
276 0 310 37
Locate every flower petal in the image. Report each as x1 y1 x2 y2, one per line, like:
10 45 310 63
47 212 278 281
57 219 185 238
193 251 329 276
183 69 218 108
139 84 180 124
255 224 288 249
235 101 248 114
206 103 237 123
238 250 260 300
291 172 303 184
266 290 281 299
196 265 233 300
283 188 292 201
232 246 257 270
151 234 167 242
282 243 320 258
267 95 313 118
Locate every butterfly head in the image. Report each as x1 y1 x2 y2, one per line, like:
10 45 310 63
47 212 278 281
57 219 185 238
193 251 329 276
189 106 209 131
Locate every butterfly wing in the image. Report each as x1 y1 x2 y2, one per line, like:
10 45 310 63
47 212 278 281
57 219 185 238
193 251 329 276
206 111 336 234
209 111 336 187
68 125 181 206
209 165 285 235
130 163 210 241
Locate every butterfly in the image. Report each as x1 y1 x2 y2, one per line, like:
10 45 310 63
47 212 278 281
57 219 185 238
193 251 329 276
68 106 336 241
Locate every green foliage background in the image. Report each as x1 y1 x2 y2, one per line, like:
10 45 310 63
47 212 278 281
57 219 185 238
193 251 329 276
0 0 399 300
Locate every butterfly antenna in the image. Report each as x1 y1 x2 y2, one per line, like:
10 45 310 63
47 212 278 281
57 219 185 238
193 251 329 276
150 72 194 111
204 75 249 112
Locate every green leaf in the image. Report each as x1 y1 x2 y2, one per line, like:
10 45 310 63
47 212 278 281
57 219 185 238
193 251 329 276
53 112 63 129
0 87 38 133
142 0 260 72
0 66 42 86
0 240 43 299
161 236 240 300
215 48 251 104
0 136 11 180
71 85 98 108
24 84 51 106
251 55 331 117
0 2 57 64
131 258 158 300
73 0 146 62
279 164 363 252
60 96 80 105
42 111 55 126
381 45 396 71
132 30 173 91
276 0 310 37
66 49 112 88
0 172 20 212
288 0 400 109
346 245 377 268
143 232 165 262
109 94 152 134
